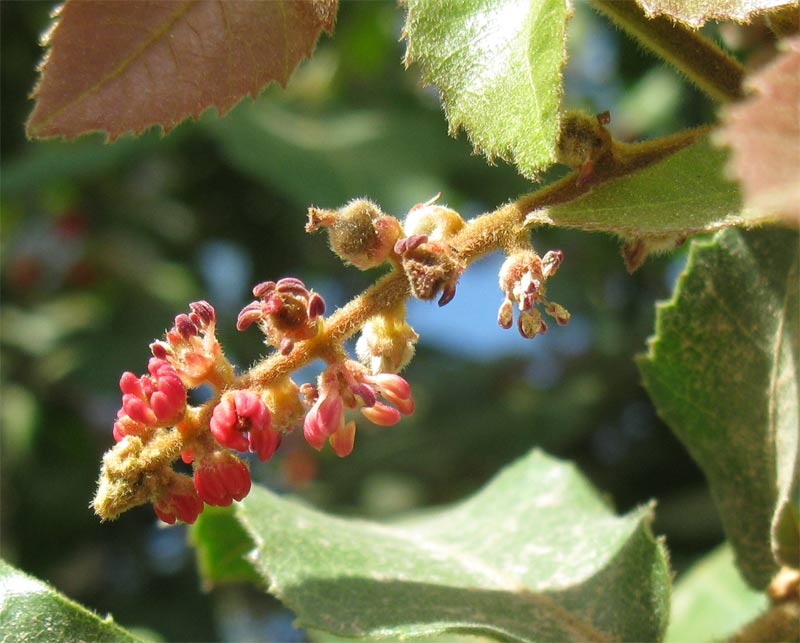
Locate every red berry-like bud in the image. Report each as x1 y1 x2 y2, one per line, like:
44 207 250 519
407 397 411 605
153 475 204 524
193 452 251 507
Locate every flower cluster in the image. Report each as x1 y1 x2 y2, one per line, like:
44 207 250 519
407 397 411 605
113 357 186 442
95 196 570 528
96 282 416 526
150 300 232 389
497 249 570 339
303 360 414 457
237 278 325 355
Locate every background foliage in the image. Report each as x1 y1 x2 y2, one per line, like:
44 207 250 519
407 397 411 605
0 2 788 641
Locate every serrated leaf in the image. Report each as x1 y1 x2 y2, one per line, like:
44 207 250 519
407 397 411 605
635 0 794 27
531 135 777 268
234 450 670 643
0 558 142 643
403 0 570 178
638 227 799 588
27 0 337 141
665 545 767 643
190 505 262 587
716 36 800 224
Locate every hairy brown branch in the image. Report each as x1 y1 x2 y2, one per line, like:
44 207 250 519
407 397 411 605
590 0 745 104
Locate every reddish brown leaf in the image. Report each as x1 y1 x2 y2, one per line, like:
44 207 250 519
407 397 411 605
717 36 800 224
27 0 337 141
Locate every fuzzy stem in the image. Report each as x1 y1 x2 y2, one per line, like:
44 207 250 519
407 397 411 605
724 600 800 642
767 5 800 40
590 0 745 103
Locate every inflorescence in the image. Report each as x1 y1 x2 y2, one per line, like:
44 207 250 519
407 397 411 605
93 195 568 524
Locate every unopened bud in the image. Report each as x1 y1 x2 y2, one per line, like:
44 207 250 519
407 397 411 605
306 199 402 270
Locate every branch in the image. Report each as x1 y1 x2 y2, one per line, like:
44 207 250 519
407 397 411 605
94 124 707 519
590 0 745 104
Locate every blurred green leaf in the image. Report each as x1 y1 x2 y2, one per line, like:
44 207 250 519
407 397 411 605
234 450 670 642
540 136 771 236
403 0 569 178
207 101 473 211
190 506 261 588
0 558 142 643
639 227 799 588
665 544 767 643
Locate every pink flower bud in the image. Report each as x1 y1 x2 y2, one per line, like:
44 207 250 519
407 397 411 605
361 401 402 426
304 392 344 450
193 452 251 507
153 476 204 524
329 421 356 457
210 391 277 460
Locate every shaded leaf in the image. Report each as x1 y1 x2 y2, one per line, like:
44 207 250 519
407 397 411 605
531 136 774 267
635 0 795 27
190 505 261 588
235 450 670 643
0 558 142 643
27 0 337 140
403 0 570 178
665 545 767 643
638 227 799 588
716 36 800 224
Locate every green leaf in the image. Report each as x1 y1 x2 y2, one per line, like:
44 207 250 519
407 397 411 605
0 558 142 643
190 505 261 587
403 0 570 178
234 450 670 642
638 227 799 588
665 545 767 643
533 135 780 270
539 136 771 236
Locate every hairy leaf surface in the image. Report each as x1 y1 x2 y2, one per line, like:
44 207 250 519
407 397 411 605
403 0 570 178
537 136 769 236
717 36 800 224
639 227 799 588
0 559 142 643
27 0 337 140
635 0 795 27
232 450 670 643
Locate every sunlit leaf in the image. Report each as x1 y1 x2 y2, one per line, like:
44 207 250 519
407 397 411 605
717 36 800 224
403 0 570 178
665 545 767 643
635 0 795 27
0 558 142 643
233 450 670 642
532 135 775 269
27 0 337 140
639 227 799 588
